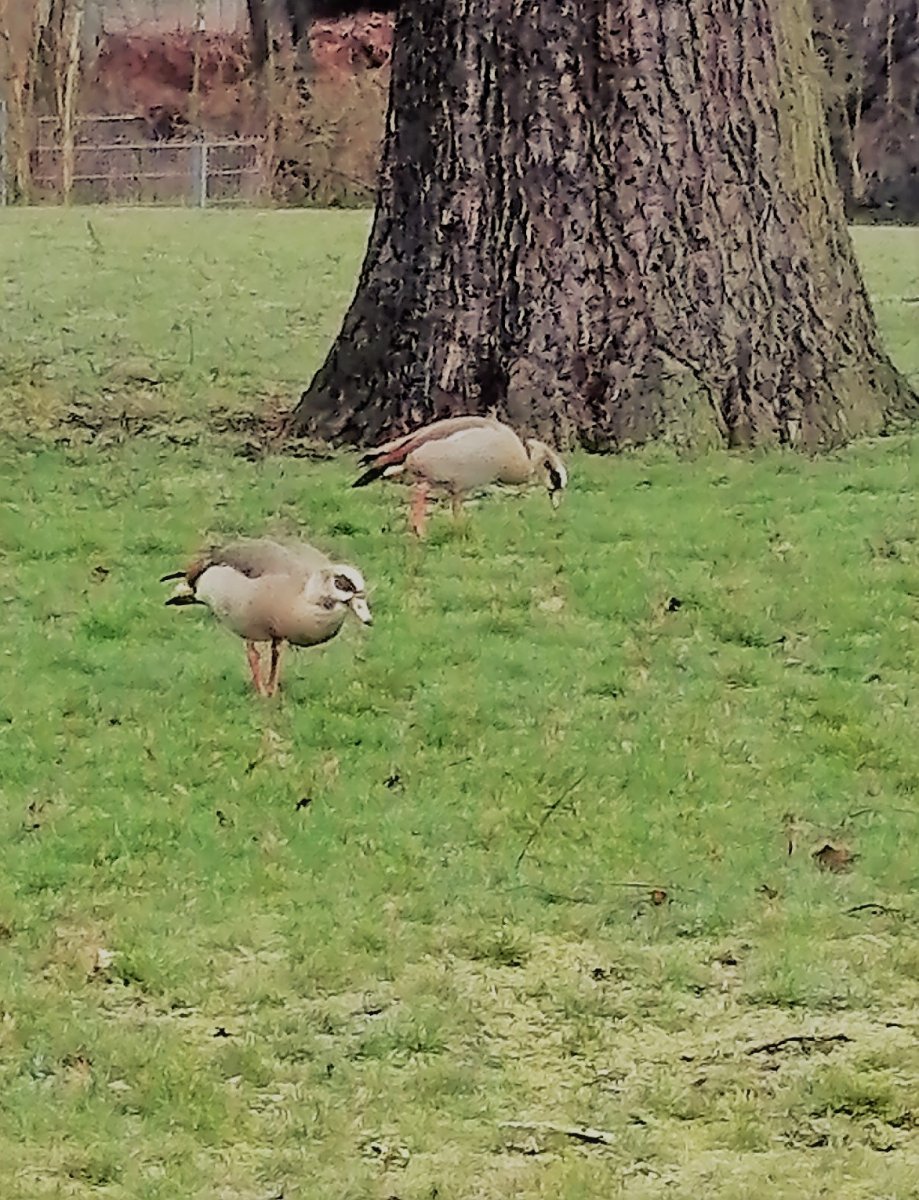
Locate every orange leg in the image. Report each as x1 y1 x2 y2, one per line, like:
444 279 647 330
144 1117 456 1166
266 639 284 696
245 641 267 696
409 480 430 539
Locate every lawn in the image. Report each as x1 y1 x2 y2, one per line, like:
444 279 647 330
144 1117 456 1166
0 210 918 1199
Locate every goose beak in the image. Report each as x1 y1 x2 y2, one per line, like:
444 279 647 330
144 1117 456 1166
549 488 563 510
349 596 373 625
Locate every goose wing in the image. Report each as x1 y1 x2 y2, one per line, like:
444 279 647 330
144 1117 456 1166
160 538 322 589
353 415 500 487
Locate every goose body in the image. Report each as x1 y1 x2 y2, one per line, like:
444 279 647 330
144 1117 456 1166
353 415 567 536
161 538 371 696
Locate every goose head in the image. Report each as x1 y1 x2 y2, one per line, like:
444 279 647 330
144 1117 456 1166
525 439 568 508
322 564 373 625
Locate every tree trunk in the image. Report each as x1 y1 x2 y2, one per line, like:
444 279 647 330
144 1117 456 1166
246 0 295 72
288 0 917 451
246 0 271 71
57 0 84 204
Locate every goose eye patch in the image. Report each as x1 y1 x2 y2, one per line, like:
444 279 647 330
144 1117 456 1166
334 574 358 594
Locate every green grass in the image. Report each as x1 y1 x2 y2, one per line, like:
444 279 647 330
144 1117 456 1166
1 210 918 1198
0 208 371 437
1 209 917 435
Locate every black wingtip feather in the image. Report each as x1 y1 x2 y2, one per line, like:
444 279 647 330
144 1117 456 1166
352 464 386 488
164 594 201 607
160 570 186 582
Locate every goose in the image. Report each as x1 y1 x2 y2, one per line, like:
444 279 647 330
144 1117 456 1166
352 415 568 537
160 538 371 696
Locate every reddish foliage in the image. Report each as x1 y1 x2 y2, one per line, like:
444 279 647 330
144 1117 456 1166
85 33 253 134
310 14 393 75
83 16 393 134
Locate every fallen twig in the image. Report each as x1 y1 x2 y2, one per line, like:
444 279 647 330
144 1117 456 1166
746 1033 852 1056
515 774 586 869
507 881 673 904
507 883 597 904
846 902 904 917
844 805 918 823
500 1120 615 1147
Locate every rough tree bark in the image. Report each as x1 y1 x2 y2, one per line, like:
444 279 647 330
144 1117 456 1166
288 0 917 451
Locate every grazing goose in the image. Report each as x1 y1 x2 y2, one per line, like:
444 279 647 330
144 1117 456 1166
352 415 568 537
161 538 371 696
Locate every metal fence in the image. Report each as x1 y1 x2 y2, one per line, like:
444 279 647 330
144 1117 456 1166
0 107 264 206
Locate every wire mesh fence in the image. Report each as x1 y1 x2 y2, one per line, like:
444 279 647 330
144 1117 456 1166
0 106 263 205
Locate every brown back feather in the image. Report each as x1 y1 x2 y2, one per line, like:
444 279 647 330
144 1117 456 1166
173 540 316 589
357 416 500 475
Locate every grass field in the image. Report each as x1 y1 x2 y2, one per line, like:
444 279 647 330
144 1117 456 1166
1 210 918 1199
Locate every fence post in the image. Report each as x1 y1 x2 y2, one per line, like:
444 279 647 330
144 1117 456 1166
190 138 208 208
0 100 7 206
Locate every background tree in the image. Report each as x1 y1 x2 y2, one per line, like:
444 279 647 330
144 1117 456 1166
814 0 919 221
0 0 44 200
246 0 304 73
0 0 86 202
289 0 917 450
